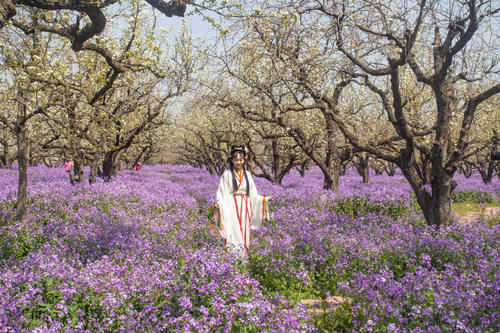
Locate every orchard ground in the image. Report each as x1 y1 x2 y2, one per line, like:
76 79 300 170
0 165 498 332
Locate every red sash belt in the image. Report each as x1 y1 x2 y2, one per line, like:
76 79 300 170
233 193 250 255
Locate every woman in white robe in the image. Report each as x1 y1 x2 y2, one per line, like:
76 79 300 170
214 146 274 257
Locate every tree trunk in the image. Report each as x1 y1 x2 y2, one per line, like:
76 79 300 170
322 166 340 190
216 161 225 176
297 161 307 177
1 142 13 168
206 165 216 175
67 168 75 185
423 167 432 185
361 167 369 183
428 170 456 229
16 97 28 223
478 168 493 184
400 152 456 229
89 159 99 184
271 139 280 179
478 154 495 184
459 164 473 178
320 156 341 191
385 163 397 176
73 158 85 183
340 163 347 176
399 159 433 222
418 154 432 185
27 140 33 166
102 150 122 180
355 155 370 183
320 151 345 191
321 118 344 191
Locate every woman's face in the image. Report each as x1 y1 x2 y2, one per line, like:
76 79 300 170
232 152 245 171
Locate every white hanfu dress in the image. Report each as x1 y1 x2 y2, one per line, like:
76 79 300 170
214 168 270 256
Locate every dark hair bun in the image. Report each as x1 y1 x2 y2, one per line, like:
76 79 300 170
230 145 246 156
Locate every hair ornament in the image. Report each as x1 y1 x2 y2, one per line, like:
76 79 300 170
230 145 247 156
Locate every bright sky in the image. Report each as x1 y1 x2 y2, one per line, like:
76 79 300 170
159 13 217 41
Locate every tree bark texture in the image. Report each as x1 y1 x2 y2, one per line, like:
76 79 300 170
102 150 122 180
16 93 28 223
355 155 370 184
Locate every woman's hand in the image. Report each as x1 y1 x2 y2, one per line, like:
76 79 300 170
214 203 220 209
267 196 275 202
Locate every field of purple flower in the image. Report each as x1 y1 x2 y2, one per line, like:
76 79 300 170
0 165 498 332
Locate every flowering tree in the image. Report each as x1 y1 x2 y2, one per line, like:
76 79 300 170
244 120 308 185
175 96 246 176
0 0 197 222
0 9 59 222
292 0 500 228
175 68 309 182
198 0 498 227
199 81 310 183
205 12 356 191
37 4 196 180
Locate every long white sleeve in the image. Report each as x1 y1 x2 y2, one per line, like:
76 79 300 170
245 171 269 229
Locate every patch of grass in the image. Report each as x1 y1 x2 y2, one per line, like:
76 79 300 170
452 201 500 217
452 201 500 226
451 191 495 203
485 215 500 226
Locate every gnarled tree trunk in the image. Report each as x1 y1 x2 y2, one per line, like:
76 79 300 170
0 140 13 168
89 158 101 184
16 93 28 223
102 150 123 180
354 154 370 184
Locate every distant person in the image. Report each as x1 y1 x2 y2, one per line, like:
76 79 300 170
214 145 274 257
135 162 141 171
64 160 74 173
64 160 75 184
